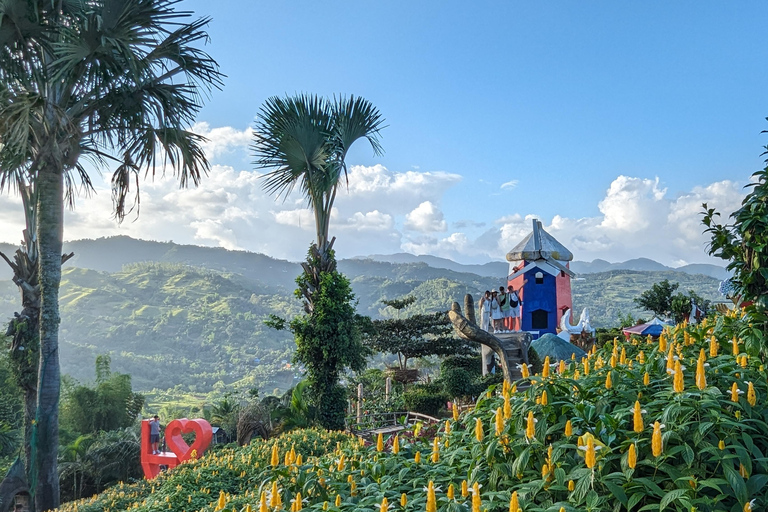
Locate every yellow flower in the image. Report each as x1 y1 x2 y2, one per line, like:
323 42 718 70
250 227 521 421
574 369 581 380
426 481 436 512
521 363 530 378
741 354 748 368
400 494 407 507
453 403 459 421
337 453 346 471
270 444 279 467
568 479 575 491
447 484 455 500
627 444 637 469
215 491 226 511
504 394 512 420
733 336 740 356
471 482 481 512
583 358 590 376
461 480 469 497
710 336 718 357
559 359 566 374
376 433 384 452
495 407 504 436
414 451 421 463
740 463 748 478
393 434 400 454
659 332 667 352
719 439 725 450
270 481 280 508
633 401 644 433
526 411 536 439
673 360 684 393
294 492 303 511
565 419 573 436
605 371 613 390
335 495 342 507
638 351 645 363
731 382 741 403
585 435 596 469
541 390 549 406
445 420 451 435
475 417 484 442
542 356 551 377
744 499 756 512
652 421 663 457
620 347 627 365
509 491 519 512
666 344 675 372
431 437 440 463
643 372 650 386
610 353 617 368
323 502 328 511
696 351 707 390
541 463 550 479
748 382 756 406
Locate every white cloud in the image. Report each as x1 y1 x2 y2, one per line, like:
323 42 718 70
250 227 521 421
192 122 254 160
0 124 749 269
500 180 519 190
404 201 447 232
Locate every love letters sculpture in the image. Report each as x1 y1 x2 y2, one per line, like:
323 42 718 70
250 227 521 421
141 418 213 479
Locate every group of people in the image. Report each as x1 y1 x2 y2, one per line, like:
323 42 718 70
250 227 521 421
478 283 525 333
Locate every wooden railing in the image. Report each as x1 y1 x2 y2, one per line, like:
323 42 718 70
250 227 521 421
346 411 440 437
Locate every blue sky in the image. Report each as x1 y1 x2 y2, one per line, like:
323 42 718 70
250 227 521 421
1 1 765 266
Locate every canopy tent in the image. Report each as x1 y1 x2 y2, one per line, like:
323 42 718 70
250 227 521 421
622 317 672 337
530 333 588 362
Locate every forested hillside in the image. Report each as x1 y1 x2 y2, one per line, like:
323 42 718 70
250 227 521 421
0 237 724 395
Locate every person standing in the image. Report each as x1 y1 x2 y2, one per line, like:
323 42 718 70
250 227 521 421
478 290 492 332
498 286 510 332
507 284 523 331
149 415 161 455
490 291 503 332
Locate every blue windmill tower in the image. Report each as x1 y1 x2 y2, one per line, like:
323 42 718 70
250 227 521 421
506 219 575 336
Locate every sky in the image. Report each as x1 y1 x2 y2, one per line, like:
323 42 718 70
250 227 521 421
1 1 766 266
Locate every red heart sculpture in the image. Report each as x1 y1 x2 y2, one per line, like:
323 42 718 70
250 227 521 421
164 418 213 462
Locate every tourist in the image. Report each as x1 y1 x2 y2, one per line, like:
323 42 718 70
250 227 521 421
498 286 510 332
478 290 492 332
507 284 524 331
490 291 504 332
150 415 161 455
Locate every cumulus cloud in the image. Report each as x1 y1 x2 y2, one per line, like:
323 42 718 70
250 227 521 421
0 123 748 268
404 201 447 232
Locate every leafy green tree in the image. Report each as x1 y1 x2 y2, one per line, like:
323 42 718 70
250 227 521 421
634 279 679 319
272 381 316 434
363 308 472 370
209 397 239 438
60 357 144 436
254 94 383 429
0 0 221 506
670 290 710 324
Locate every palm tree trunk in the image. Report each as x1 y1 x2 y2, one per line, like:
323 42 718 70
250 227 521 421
34 163 63 512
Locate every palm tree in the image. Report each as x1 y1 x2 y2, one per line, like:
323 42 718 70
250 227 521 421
252 94 384 310
0 179 72 488
0 1 222 508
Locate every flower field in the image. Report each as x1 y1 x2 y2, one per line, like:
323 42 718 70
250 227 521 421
57 310 768 512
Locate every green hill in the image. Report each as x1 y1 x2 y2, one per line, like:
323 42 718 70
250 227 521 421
0 238 724 395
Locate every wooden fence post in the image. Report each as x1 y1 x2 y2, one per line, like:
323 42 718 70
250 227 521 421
357 383 363 425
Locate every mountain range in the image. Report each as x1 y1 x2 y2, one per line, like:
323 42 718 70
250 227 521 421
0 236 726 394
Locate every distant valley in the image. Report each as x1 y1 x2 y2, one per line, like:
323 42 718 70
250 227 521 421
0 236 726 394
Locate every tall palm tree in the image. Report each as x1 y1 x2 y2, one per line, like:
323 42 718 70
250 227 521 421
0 1 222 509
0 179 72 490
252 94 384 310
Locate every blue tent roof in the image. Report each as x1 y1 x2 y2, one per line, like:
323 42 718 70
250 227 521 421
622 317 672 337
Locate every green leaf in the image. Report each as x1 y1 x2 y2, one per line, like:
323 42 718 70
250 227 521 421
723 464 748 504
659 488 688 510
603 480 628 507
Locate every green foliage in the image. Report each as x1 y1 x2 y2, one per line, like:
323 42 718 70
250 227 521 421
60 357 144 436
671 289 711 324
703 165 768 308
634 278 679 318
527 345 543 375
291 251 367 430
380 295 417 312
58 313 768 512
401 383 448 417
272 381 316 434
363 307 472 370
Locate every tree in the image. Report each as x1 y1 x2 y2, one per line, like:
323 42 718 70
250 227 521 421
363 308 472 370
634 279 679 319
254 95 383 429
253 94 384 311
0 1 221 508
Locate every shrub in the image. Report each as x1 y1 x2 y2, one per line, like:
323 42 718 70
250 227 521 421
401 384 447 417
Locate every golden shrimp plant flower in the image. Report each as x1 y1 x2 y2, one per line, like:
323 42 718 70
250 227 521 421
509 491 519 512
475 417 484 442
376 433 383 452
748 382 756 406
392 434 400 454
471 482 481 512
633 401 644 433
431 437 439 463
526 411 536 439
379 497 388 512
495 407 504 436
673 360 684 393
541 390 549 406
643 372 650 386
731 382 743 403
425 481 436 512
542 356 551 377
696 352 707 390
605 371 613 390
710 336 718 357
627 443 637 469
652 421 663 457
565 419 573 436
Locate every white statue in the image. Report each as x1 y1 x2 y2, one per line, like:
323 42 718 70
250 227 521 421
557 307 595 342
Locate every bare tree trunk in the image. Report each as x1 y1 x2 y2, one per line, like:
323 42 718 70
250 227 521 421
34 164 63 512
